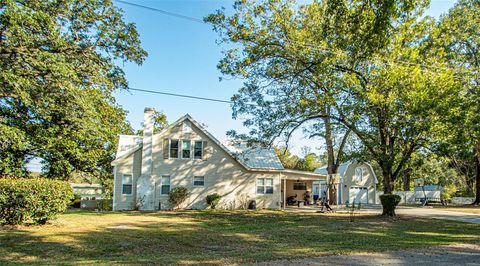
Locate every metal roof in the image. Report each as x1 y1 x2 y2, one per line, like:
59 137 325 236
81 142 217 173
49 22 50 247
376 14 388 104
224 143 284 170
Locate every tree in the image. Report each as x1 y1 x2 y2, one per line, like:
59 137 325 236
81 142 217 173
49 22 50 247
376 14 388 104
206 0 417 205
136 110 168 135
0 0 147 180
206 0 457 203
432 0 480 204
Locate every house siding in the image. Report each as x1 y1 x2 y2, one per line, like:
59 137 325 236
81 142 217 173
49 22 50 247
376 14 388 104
113 148 142 210
340 162 376 204
114 121 282 210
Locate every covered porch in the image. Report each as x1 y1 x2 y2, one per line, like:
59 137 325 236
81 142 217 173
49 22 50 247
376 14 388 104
279 170 327 209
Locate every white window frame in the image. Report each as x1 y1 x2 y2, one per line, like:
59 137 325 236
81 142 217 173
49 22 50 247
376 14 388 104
193 141 203 160
121 174 133 195
355 167 363 182
169 139 179 159
256 178 273 194
193 176 205 187
160 175 171 195
181 140 192 159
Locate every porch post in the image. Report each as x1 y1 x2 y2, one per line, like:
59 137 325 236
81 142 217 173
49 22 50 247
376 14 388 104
283 175 287 210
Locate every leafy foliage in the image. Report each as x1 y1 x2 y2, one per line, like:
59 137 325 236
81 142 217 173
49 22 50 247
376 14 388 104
206 0 460 197
168 187 188 210
0 0 147 181
379 194 401 216
0 178 74 225
206 193 222 209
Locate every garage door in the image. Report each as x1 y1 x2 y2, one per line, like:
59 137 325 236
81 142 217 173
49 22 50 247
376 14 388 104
349 186 368 204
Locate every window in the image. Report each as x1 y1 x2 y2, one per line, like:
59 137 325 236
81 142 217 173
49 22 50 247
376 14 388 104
355 167 363 182
193 176 205 186
257 178 273 194
122 174 133 195
293 182 307 190
170 139 179 158
194 141 203 159
161 175 171 195
182 140 191 159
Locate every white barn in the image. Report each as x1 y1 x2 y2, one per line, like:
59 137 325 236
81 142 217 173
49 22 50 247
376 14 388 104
315 161 378 205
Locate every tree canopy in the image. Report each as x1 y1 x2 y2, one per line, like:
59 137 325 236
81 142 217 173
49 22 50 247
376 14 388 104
206 0 460 196
0 0 147 180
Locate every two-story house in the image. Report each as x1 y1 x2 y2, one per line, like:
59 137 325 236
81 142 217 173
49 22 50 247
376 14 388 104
112 107 326 210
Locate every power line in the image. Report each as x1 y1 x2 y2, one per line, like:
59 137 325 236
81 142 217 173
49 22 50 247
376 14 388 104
127 87 234 104
115 0 477 75
114 0 205 24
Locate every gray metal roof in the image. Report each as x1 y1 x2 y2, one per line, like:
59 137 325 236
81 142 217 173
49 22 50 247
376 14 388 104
314 162 350 177
225 143 284 170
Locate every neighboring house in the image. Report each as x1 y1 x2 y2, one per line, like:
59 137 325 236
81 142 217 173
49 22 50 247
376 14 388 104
70 183 104 196
111 108 326 211
315 161 378 205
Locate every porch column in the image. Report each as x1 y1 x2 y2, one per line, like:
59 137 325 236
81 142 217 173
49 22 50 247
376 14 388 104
283 175 287 210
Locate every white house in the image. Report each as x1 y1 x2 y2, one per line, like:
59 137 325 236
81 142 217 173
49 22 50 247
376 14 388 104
315 161 378 205
111 107 326 211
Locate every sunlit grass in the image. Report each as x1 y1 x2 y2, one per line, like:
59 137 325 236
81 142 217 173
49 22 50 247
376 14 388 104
0 209 479 265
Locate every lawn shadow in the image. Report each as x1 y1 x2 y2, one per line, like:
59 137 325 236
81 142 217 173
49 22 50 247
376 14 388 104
1 210 479 265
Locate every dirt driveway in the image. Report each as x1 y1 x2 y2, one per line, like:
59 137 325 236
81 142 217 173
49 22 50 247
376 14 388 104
247 243 480 266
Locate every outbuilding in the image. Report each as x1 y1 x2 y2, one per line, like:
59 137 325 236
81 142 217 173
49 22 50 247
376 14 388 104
315 161 378 205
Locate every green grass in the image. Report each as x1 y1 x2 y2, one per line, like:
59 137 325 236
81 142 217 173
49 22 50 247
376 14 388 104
1 210 479 265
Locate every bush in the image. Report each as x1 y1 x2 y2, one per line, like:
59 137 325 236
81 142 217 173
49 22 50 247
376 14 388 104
0 178 74 225
379 194 401 216
72 194 81 208
168 187 188 210
206 193 222 209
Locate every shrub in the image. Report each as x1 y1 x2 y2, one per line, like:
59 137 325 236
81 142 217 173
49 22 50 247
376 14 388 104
0 178 74 225
206 193 222 209
379 194 401 216
72 194 81 208
168 187 188 210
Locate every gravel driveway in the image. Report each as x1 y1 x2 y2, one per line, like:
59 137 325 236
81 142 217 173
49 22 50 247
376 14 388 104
246 243 480 266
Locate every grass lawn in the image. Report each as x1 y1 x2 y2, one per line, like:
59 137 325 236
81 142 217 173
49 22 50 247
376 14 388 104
1 210 479 265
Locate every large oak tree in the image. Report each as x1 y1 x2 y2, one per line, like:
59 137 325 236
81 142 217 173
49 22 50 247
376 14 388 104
0 0 147 181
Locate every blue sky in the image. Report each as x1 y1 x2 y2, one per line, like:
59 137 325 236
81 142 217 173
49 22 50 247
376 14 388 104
27 0 459 171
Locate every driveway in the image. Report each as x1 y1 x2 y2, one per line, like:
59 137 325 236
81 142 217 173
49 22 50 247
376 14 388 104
395 206 480 224
287 205 480 224
247 243 480 266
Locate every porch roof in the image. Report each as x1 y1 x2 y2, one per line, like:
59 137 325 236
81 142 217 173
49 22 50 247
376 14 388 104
280 169 327 180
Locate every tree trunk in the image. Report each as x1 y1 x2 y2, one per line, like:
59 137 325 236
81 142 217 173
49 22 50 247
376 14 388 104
473 143 480 205
323 114 337 205
382 167 394 194
403 168 412 191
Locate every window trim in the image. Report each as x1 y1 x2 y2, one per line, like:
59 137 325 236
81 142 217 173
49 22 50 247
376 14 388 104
193 141 203 160
160 175 171 195
193 176 205 187
121 174 133 195
169 139 179 159
355 167 363 182
256 178 274 194
181 139 192 159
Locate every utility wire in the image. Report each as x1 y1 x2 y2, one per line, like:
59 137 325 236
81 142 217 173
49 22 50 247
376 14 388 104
114 0 205 24
128 87 235 104
114 0 477 75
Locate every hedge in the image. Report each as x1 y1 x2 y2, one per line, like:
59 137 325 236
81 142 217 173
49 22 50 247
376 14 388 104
0 178 74 225
379 194 401 216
